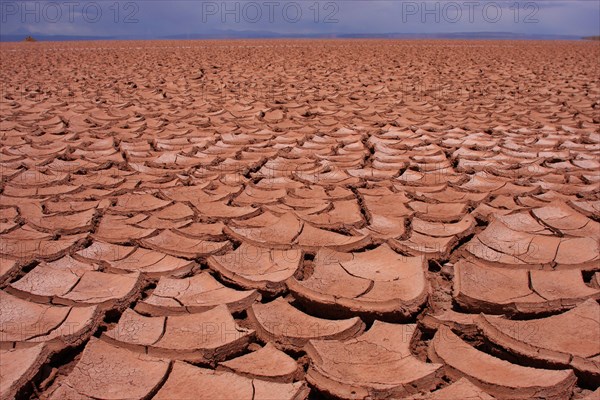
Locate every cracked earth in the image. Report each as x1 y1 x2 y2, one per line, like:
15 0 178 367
0 40 599 399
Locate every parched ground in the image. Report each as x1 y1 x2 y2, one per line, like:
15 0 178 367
1 40 599 399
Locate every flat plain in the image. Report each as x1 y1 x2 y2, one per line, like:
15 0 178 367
1 39 599 399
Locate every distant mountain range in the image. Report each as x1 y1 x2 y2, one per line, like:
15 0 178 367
0 30 589 42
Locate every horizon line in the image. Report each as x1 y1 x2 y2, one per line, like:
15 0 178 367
2 32 598 43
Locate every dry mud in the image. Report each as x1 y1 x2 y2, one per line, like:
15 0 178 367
0 39 599 399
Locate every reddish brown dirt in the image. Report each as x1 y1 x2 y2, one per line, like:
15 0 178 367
1 39 599 399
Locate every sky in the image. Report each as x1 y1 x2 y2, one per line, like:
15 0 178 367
0 0 599 39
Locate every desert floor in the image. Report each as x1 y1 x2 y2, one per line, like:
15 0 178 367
1 39 599 399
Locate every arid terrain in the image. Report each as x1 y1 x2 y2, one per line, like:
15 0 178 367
0 40 599 399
